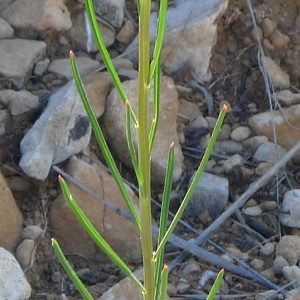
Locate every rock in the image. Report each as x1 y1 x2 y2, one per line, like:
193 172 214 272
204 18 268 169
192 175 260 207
176 279 190 294
2 0 72 31
186 172 229 219
67 10 114 52
117 68 139 80
127 0 228 82
263 56 290 89
116 20 136 44
50 156 142 262
270 29 290 49
259 200 277 211
93 0 125 28
0 171 23 251
184 116 209 147
260 243 275 256
19 80 91 180
243 205 262 217
243 135 268 153
276 90 300 106
217 124 232 141
249 106 300 162
223 154 243 174
16 239 35 268
112 58 134 71
48 56 101 80
19 73 110 180
276 235 300 265
253 141 287 164
34 58 50 76
280 190 300 228
181 261 201 276
273 255 289 274
261 18 276 38
0 17 14 38
0 247 31 299
0 39 46 88
214 140 243 154
0 0 14 12
103 76 183 184
250 258 264 271
0 90 39 115
283 266 300 288
22 226 43 240
230 126 251 141
178 100 202 123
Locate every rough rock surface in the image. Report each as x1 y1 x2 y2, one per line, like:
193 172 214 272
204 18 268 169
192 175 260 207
19 72 111 180
0 171 23 252
127 0 228 82
281 190 300 228
50 156 142 262
103 76 183 183
2 0 72 31
249 104 300 162
0 39 46 88
276 235 300 266
0 247 31 299
186 171 229 219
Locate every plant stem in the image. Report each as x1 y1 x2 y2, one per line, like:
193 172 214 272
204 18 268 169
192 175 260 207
138 1 154 299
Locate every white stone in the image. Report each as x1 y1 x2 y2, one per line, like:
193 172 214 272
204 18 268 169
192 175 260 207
253 141 287 164
34 58 50 76
127 0 228 82
273 255 289 275
2 0 72 31
48 57 100 80
0 39 46 88
22 226 43 240
223 154 243 174
263 56 290 89
186 172 229 219
103 76 183 184
243 205 262 217
0 247 31 299
230 126 251 141
276 90 300 106
0 90 39 115
281 190 300 228
276 235 300 266
214 140 243 154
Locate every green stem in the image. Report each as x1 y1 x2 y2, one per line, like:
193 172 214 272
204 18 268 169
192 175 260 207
138 1 154 299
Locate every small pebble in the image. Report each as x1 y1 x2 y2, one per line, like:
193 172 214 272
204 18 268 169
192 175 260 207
223 154 243 174
16 239 35 268
250 258 264 271
255 162 273 176
261 18 276 38
260 243 275 256
231 126 251 141
182 262 201 276
176 279 190 294
259 200 277 211
217 124 231 141
243 205 262 216
273 255 289 274
283 266 300 288
270 29 290 49
22 225 43 240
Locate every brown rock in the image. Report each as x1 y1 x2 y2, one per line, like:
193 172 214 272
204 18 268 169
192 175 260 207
261 18 276 38
103 76 183 184
83 72 113 118
249 104 300 162
270 29 290 49
116 20 137 44
50 156 142 262
0 171 23 251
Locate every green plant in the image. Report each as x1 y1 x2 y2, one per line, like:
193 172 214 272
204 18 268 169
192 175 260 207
52 0 227 299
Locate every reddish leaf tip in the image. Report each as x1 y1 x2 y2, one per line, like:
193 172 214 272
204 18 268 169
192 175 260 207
222 104 227 111
163 264 169 270
58 174 63 181
170 141 175 148
125 100 129 106
69 50 74 57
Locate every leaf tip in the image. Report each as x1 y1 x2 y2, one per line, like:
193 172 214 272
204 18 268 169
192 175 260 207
58 174 63 181
170 141 175 148
69 50 74 57
163 264 169 271
125 100 129 106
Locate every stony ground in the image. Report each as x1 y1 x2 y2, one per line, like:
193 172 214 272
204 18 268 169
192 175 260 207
2 0 300 299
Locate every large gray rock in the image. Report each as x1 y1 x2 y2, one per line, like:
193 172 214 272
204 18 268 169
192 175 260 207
19 80 91 180
103 76 183 184
2 0 72 31
186 172 229 219
50 156 142 262
0 39 46 88
0 247 31 299
126 0 228 82
19 72 111 180
0 17 14 38
0 171 23 252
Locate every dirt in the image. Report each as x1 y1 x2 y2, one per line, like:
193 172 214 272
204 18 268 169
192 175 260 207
2 0 300 299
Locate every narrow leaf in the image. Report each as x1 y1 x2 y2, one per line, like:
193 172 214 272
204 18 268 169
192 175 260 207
70 51 141 231
52 238 94 300
58 175 145 294
207 269 224 300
